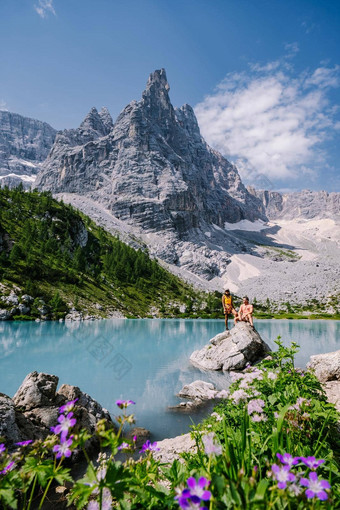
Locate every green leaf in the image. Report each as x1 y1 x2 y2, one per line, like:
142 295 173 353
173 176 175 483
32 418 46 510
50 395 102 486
253 479 269 501
0 488 18 509
54 467 73 485
268 394 277 405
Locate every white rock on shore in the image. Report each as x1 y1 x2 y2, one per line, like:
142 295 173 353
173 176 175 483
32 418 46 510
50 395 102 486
307 349 340 413
307 350 340 382
177 380 218 400
152 433 196 464
190 322 271 371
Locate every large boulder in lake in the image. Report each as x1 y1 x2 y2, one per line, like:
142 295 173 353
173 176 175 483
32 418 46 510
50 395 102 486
1 371 112 448
177 380 218 400
190 322 271 371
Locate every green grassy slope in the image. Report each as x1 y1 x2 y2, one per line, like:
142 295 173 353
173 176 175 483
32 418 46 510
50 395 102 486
0 187 224 320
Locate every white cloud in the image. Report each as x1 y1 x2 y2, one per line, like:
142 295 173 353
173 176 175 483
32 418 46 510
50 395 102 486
34 0 56 18
0 99 8 111
195 50 340 184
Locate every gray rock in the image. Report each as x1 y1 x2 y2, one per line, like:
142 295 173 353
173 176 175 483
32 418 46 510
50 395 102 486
17 303 30 315
65 308 83 321
1 372 113 448
152 433 196 464
190 322 271 371
36 299 49 316
322 381 340 413
13 371 59 410
307 350 340 382
0 110 56 189
126 427 150 448
168 398 206 412
177 380 218 400
57 384 111 425
21 294 34 305
4 293 19 305
0 309 12 320
0 394 22 443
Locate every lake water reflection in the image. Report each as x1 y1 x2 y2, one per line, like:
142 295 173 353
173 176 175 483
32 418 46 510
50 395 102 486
0 319 339 439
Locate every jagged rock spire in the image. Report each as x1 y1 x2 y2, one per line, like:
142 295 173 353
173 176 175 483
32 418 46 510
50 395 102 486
99 107 113 132
142 69 174 119
80 106 112 136
80 107 102 131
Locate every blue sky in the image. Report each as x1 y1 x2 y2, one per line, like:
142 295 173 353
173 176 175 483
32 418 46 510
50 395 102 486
0 0 339 191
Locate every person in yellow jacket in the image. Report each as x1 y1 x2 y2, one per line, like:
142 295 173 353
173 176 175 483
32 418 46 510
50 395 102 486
221 289 237 330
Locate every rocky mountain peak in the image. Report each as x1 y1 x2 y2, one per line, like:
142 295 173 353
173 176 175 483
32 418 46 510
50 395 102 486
99 107 114 132
35 68 266 277
141 68 174 120
79 107 109 136
144 68 170 93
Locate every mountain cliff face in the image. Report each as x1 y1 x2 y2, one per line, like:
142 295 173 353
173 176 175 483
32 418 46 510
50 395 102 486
35 69 266 237
0 111 56 188
248 187 340 220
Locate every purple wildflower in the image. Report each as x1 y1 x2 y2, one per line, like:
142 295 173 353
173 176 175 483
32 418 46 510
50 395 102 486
251 413 267 422
87 502 99 510
271 464 296 489
300 456 325 470
175 488 192 508
187 477 211 501
117 442 130 450
53 437 73 459
59 398 78 414
175 477 211 508
15 440 33 447
300 472 330 500
229 389 248 404
0 461 15 475
202 432 222 456
140 440 160 453
87 489 112 510
276 453 299 467
115 399 135 409
51 412 76 439
267 372 277 380
0 443 5 455
247 399 265 415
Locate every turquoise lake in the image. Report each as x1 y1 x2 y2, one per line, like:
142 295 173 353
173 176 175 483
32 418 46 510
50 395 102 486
1 319 339 440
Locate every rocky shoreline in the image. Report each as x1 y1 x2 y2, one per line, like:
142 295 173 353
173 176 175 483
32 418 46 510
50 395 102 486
1 326 339 465
0 371 112 452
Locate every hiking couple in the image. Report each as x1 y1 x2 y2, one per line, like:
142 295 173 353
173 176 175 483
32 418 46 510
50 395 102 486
222 289 254 330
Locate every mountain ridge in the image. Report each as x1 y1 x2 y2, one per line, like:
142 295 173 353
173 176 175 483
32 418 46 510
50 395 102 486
248 187 340 220
0 110 56 188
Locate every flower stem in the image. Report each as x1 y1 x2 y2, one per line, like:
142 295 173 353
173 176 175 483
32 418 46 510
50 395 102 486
26 474 37 510
37 458 62 510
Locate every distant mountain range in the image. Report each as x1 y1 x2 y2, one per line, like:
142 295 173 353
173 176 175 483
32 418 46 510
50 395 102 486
248 187 340 220
0 110 56 188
